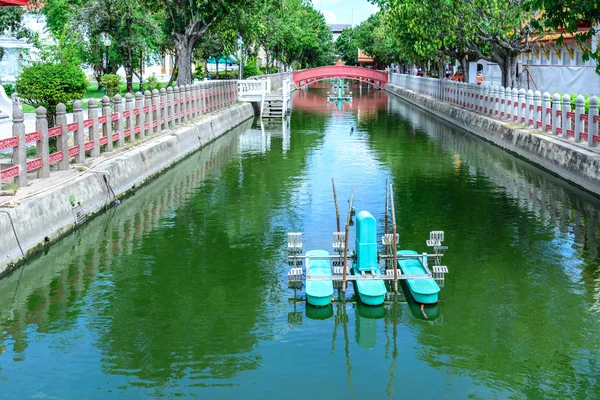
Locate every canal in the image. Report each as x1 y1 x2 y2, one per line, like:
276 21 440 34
1 84 600 398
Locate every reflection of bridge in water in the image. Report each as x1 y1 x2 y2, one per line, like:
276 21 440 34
387 96 600 310
0 120 250 360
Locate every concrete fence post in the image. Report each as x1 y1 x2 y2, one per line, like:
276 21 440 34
125 93 134 141
589 96 598 147
135 92 145 140
35 106 49 178
12 99 27 186
533 90 542 130
526 89 533 126
114 94 125 148
73 100 85 163
160 88 167 130
201 83 207 114
518 89 526 125
173 86 180 126
185 84 192 121
575 94 584 142
190 85 196 119
101 96 113 153
152 89 160 134
498 86 505 118
88 99 100 157
542 92 551 132
552 93 561 135
511 88 518 122
56 102 69 169
492 86 499 116
562 93 571 139
144 90 153 136
166 87 174 128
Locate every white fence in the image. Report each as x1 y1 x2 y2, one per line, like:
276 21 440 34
389 73 600 148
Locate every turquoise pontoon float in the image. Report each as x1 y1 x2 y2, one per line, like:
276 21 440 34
305 250 334 307
397 250 440 304
352 211 387 306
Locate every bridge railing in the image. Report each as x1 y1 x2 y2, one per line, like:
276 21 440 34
388 72 600 149
237 79 269 102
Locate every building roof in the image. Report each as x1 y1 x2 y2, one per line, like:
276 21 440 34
328 24 352 33
0 0 28 5
358 49 373 63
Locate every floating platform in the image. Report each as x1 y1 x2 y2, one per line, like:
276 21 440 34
397 250 440 304
305 250 334 307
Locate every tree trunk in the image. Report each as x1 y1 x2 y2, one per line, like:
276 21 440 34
500 53 518 88
168 54 179 87
125 63 134 93
175 36 195 86
265 52 270 74
460 57 468 83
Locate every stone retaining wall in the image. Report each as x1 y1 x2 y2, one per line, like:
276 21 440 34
385 84 600 196
0 103 254 275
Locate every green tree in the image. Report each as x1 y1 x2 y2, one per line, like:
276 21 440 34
336 28 358 66
16 62 88 124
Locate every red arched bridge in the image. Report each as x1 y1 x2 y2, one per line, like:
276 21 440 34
292 63 388 89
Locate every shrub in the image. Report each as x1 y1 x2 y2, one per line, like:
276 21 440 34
144 75 161 92
99 73 122 98
243 58 260 78
2 83 14 95
16 61 88 124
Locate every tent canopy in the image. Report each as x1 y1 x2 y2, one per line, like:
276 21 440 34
0 0 28 6
207 55 238 64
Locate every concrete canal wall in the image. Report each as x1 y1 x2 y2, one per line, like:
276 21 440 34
385 84 600 196
0 102 254 275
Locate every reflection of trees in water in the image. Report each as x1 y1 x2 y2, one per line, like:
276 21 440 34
365 96 600 397
0 123 248 365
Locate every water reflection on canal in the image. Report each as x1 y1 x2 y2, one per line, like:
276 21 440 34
0 84 599 398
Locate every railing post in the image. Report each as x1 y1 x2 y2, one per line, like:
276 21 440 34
125 93 134 141
542 92 551 132
102 96 113 153
498 86 505 118
166 86 174 128
533 90 542 130
552 93 560 135
526 89 533 126
202 82 208 114
590 96 598 147
160 88 167 130
152 89 160 134
135 92 145 140
173 86 180 126
73 100 85 163
190 85 196 119
562 94 571 139
36 106 49 178
114 94 125 148
575 94 584 142
12 99 27 186
56 102 69 169
492 86 498 116
518 89 526 124
88 99 100 157
185 84 192 121
144 90 153 136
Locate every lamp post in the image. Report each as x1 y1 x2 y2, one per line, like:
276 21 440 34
102 34 112 75
237 37 243 80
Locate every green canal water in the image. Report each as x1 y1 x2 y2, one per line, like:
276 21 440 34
1 85 600 399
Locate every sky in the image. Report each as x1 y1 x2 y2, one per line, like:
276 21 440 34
311 0 379 26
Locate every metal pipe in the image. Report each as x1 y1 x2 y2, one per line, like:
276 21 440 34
332 178 340 233
390 184 398 291
342 188 354 287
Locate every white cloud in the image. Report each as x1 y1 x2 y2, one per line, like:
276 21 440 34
322 10 337 24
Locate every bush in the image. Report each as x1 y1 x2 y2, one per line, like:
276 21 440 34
144 75 161 92
99 73 122 98
2 83 14 95
16 61 88 124
243 58 260 78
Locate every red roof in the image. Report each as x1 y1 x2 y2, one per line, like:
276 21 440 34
0 0 28 6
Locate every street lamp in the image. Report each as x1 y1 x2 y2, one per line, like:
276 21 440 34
237 37 243 80
101 33 111 74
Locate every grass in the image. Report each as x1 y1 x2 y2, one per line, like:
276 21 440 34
86 81 172 99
